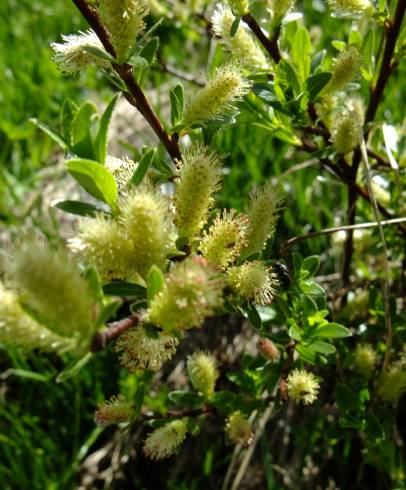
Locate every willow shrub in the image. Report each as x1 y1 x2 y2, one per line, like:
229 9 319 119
1 0 406 487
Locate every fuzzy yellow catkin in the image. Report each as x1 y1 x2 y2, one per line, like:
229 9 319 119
0 282 75 354
286 369 320 405
240 181 283 257
199 210 248 269
226 411 253 445
227 0 250 15
173 144 222 238
51 30 110 74
143 419 188 460
182 64 251 127
147 257 224 331
211 5 269 72
331 99 364 154
115 327 179 372
328 0 374 17
227 260 278 305
11 245 94 344
94 395 135 426
70 215 134 281
325 45 361 94
121 183 172 277
106 155 137 193
354 344 376 376
378 362 406 404
187 352 219 398
99 0 149 63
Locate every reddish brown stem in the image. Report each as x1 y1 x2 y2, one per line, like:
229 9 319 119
71 0 181 162
91 314 139 352
242 14 281 64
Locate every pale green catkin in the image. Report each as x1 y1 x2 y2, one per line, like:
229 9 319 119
187 352 219 398
240 181 283 257
182 63 251 127
11 245 94 343
212 5 269 71
0 282 75 353
173 144 222 238
99 0 149 63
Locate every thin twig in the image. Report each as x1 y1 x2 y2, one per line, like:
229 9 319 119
242 14 281 63
284 217 406 248
91 314 139 352
71 0 181 162
360 139 392 372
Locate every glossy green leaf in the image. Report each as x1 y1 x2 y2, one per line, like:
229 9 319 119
94 94 119 164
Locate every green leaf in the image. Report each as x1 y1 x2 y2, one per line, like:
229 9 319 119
61 98 78 144
1 368 51 383
67 158 118 208
134 383 146 415
140 37 159 66
295 344 317 364
96 298 122 327
314 322 351 339
168 391 204 407
335 383 360 412
310 340 336 355
131 148 156 186
246 305 262 330
170 83 185 127
230 16 241 37
300 280 325 296
84 266 104 304
147 265 165 305
83 45 115 63
56 352 94 383
363 412 384 439
289 325 302 341
187 418 201 436
94 94 120 164
54 200 108 218
71 101 98 160
306 72 332 100
103 282 147 297
291 26 312 82
302 255 320 277
292 252 302 277
274 60 301 100
29 118 67 149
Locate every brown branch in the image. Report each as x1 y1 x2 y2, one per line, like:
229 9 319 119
142 405 213 421
365 0 406 125
71 0 181 162
242 14 281 64
283 218 406 248
91 314 139 352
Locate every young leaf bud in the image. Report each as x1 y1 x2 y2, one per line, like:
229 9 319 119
143 419 188 460
51 30 110 74
121 183 172 278
258 338 280 361
147 257 224 331
173 144 222 238
226 411 253 445
378 362 406 404
11 245 94 345
187 352 219 398
212 5 269 71
227 261 278 305
240 181 283 257
115 327 179 372
0 282 75 354
286 369 320 405
182 64 251 127
95 395 135 426
99 0 149 63
199 210 248 269
326 45 361 94
354 344 376 376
